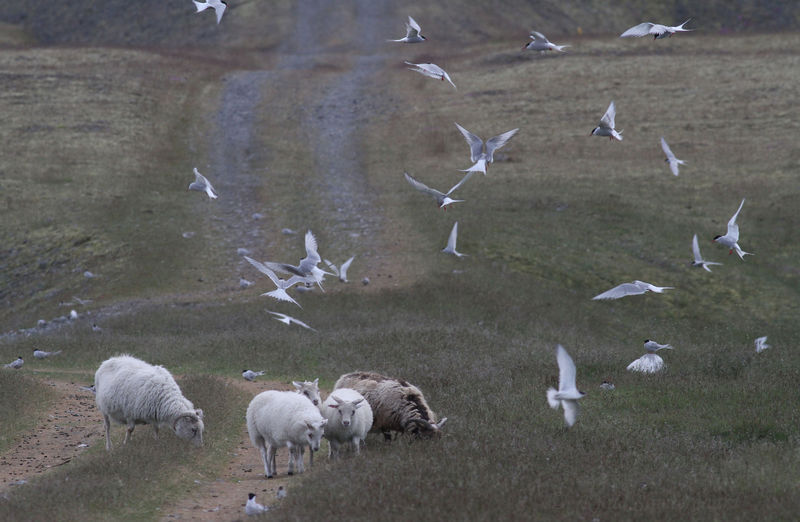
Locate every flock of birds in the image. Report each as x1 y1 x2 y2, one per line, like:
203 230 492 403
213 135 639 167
184 8 769 431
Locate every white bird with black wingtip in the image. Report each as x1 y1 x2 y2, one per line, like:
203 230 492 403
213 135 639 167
388 16 426 43
188 167 218 200
324 256 355 283
404 171 474 210
454 123 519 175
442 222 466 257
4 356 23 369
404 62 457 90
193 0 227 25
620 19 693 39
242 370 265 382
523 30 569 52
33 349 62 359
661 137 686 176
592 280 673 300
690 234 721 272
547 345 585 427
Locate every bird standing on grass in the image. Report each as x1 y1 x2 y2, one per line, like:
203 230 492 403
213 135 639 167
4 357 24 369
627 340 673 373
245 493 268 515
547 345 585 427
33 349 62 359
277 486 286 499
242 370 265 382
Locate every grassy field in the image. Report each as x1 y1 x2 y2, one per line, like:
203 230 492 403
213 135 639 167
1 1 800 520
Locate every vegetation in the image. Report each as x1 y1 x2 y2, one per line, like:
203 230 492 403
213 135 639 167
1 2 799 520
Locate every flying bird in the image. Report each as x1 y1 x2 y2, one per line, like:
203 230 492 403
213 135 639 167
620 19 693 39
188 167 218 200
755 336 770 353
244 256 307 307
592 280 673 300
193 0 227 25
242 370 265 382
713 198 752 259
4 357 23 369
591 101 623 141
627 339 673 373
389 16 426 43
523 31 569 52
404 62 456 89
268 311 316 332
442 222 466 257
245 493 268 516
454 123 519 175
324 256 355 283
660 137 686 176
690 234 722 272
261 230 332 290
546 345 585 427
403 171 474 210
33 349 62 359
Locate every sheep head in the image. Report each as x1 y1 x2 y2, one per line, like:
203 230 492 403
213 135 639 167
303 418 328 452
173 409 204 446
293 378 321 406
328 395 365 427
404 417 448 439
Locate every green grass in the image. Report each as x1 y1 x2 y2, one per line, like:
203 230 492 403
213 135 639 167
1 6 800 521
0 371 55 454
0 375 248 520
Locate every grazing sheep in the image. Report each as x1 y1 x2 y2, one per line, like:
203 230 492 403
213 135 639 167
334 371 447 441
95 355 204 451
246 390 327 478
320 388 373 458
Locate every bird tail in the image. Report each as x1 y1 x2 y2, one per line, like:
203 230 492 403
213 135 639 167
554 44 569 52
52 350 63 356
735 246 753 259
547 388 560 409
193 1 209 12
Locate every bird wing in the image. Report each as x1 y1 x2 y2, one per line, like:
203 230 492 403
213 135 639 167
268 311 289 321
620 22 655 37
599 101 616 130
446 222 459 251
214 3 225 24
244 256 284 287
592 282 645 300
323 259 339 277
485 128 519 162
406 16 421 37
454 123 484 162
660 137 676 161
529 30 548 42
726 199 745 241
561 399 579 427
339 257 355 279
303 230 321 264
292 317 316 331
404 171 445 199
692 234 703 263
556 345 577 392
446 170 475 196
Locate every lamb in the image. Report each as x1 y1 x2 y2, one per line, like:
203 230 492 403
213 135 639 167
246 390 327 478
293 378 321 406
320 388 373 458
94 355 204 451
334 371 447 441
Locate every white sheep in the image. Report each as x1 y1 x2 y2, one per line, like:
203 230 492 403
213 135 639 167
320 388 373 458
95 355 204 451
293 378 321 406
246 390 327 478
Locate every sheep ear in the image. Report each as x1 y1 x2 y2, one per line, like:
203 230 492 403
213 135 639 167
195 409 204 420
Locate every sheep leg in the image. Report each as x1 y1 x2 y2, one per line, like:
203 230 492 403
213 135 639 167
264 443 275 479
124 421 135 445
352 436 361 455
286 444 296 475
103 414 112 451
308 444 313 468
328 440 338 459
295 444 306 473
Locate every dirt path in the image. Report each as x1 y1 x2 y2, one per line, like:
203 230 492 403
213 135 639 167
0 377 100 495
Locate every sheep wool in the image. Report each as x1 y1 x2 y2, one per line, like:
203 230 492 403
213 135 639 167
95 355 204 450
